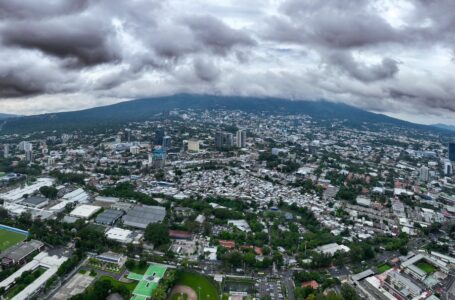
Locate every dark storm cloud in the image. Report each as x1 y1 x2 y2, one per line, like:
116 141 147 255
0 0 91 19
1 0 455 120
0 0 256 99
0 50 79 98
1 17 118 66
183 15 256 54
327 52 399 82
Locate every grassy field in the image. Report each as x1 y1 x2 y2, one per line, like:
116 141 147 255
174 271 219 300
0 228 26 252
171 294 189 300
99 275 138 294
377 263 392 273
416 261 436 274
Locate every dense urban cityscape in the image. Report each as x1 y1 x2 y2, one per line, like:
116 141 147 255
0 107 454 300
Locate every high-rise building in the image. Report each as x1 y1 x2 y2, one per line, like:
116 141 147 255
151 147 166 169
419 166 429 182
154 128 165 146
162 136 171 149
449 142 455 161
236 130 246 148
25 150 33 162
18 141 32 152
444 159 452 176
215 132 233 150
3 144 9 158
125 129 131 143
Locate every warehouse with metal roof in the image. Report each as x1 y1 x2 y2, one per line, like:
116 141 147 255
95 209 124 226
122 205 166 229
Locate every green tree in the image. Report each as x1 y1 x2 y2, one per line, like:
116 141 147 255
144 223 170 247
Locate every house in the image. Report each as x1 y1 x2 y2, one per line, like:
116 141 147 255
219 240 236 249
302 280 319 290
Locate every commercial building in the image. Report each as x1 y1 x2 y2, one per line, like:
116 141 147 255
187 139 200 152
62 188 89 203
449 142 455 161
443 159 452 176
1 240 44 267
122 205 166 229
154 128 165 146
162 136 171 149
20 196 49 209
95 209 124 226
95 251 126 267
69 204 101 219
105 227 133 243
315 243 350 256
151 148 166 169
0 178 54 202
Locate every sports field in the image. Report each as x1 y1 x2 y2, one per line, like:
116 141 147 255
416 261 436 274
128 264 167 300
0 228 26 252
173 271 218 300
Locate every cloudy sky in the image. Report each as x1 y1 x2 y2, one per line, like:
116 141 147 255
1 0 455 124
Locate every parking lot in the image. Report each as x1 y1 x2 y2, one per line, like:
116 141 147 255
256 278 284 300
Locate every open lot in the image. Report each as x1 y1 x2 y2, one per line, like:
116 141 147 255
51 273 96 300
0 228 26 252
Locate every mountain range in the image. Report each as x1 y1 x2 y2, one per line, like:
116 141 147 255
0 94 452 135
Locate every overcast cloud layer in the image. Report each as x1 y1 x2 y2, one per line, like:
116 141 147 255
1 0 455 124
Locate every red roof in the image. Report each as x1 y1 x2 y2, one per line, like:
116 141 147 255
219 240 236 249
240 245 263 255
301 280 319 289
169 230 193 239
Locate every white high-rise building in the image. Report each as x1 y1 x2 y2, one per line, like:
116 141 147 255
236 129 246 148
18 141 32 152
419 166 429 182
3 144 9 158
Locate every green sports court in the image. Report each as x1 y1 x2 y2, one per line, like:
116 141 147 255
0 227 27 252
128 264 168 300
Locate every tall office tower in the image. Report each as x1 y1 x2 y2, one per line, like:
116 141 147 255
162 136 171 149
215 132 234 150
236 129 246 148
18 141 32 152
125 129 131 143
444 160 452 176
449 142 455 161
154 128 165 146
151 147 166 169
419 166 430 182
3 144 9 158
